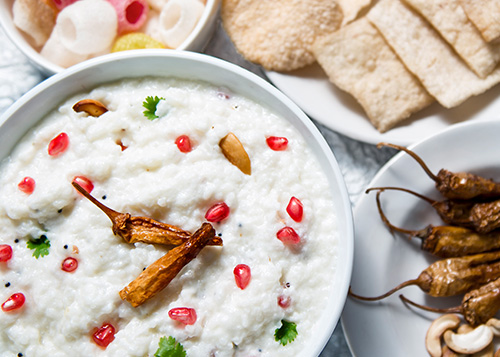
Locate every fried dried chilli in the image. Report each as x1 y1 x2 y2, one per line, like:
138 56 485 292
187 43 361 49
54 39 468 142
400 277 500 326
72 181 222 246
349 250 500 300
377 142 500 200
120 222 220 307
371 188 500 257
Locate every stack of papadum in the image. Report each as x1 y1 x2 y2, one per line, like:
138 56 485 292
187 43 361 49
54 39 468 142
221 0 500 133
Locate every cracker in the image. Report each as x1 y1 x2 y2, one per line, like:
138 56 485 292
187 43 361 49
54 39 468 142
337 0 372 25
312 18 433 132
458 0 500 43
12 0 57 48
367 0 500 108
221 0 343 71
404 0 500 78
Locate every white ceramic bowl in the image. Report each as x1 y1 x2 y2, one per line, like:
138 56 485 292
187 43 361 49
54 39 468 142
0 50 353 356
0 0 220 76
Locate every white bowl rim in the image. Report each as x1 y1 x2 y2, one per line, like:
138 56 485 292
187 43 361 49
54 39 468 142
0 49 354 356
0 0 221 75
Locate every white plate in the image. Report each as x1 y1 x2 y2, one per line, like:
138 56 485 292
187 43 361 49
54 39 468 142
266 65 500 146
341 119 500 356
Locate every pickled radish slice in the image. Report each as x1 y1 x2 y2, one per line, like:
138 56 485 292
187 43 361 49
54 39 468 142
107 0 149 34
55 0 118 55
112 33 165 52
158 0 204 48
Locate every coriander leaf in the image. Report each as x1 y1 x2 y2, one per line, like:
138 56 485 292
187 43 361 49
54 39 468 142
274 319 298 346
154 336 186 357
142 96 164 120
26 235 51 259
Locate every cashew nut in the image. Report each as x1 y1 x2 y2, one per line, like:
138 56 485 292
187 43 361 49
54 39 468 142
486 318 500 336
426 314 461 357
443 325 493 355
72 99 108 117
219 132 251 175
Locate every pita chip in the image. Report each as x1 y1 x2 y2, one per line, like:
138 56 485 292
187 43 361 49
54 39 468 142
221 0 343 71
337 0 372 25
367 0 500 108
404 0 500 78
312 18 433 132
458 0 500 43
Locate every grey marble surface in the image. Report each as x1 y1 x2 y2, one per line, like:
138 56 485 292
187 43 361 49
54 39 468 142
0 18 397 357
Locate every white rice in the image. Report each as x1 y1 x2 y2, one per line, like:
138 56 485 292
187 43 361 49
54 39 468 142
0 77 338 357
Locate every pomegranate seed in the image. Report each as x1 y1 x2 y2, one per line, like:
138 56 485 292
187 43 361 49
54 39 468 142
62 257 78 272
175 135 192 153
234 264 251 290
72 176 94 194
278 295 291 308
92 323 116 348
0 245 13 262
276 227 301 245
266 136 288 151
18 177 35 194
48 132 69 156
2 293 25 312
168 307 197 325
205 202 230 222
286 196 303 222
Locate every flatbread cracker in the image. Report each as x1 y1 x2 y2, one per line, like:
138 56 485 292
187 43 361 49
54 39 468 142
404 0 500 78
458 0 500 43
367 0 500 108
337 0 372 25
221 0 343 71
312 18 433 132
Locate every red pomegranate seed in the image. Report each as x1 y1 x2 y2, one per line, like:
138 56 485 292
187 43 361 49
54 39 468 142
266 136 288 151
205 202 230 222
233 264 251 290
276 226 301 245
2 293 25 312
92 323 116 348
0 245 13 262
48 132 69 156
286 196 303 222
278 295 291 308
175 135 192 153
72 176 94 194
168 307 197 325
18 177 35 194
62 257 78 272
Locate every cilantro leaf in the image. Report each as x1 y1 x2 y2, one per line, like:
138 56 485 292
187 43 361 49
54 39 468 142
154 336 186 357
142 96 164 120
26 234 51 259
274 319 298 346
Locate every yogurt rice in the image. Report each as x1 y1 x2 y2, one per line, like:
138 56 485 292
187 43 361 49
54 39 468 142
0 77 339 356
